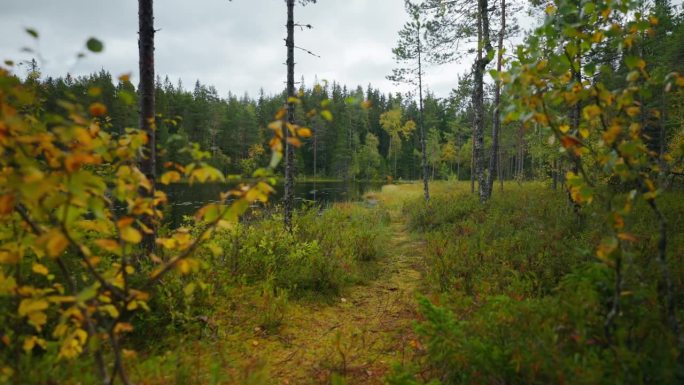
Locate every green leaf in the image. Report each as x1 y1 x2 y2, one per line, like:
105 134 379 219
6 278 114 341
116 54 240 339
86 38 104 53
25 28 39 39
320 110 333 122
624 56 639 70
76 285 98 303
269 151 283 169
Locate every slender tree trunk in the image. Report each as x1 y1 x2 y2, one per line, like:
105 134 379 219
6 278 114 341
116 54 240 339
284 0 296 230
418 22 430 202
485 0 505 200
568 47 581 210
470 132 475 193
516 131 525 183
456 137 461 181
313 124 317 202
658 92 668 188
498 146 503 191
138 0 156 253
473 0 492 202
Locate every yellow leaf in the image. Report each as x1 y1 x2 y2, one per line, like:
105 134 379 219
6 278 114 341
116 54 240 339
118 73 131 83
0 194 14 216
120 226 142 244
625 106 640 117
676 75 684 87
57 328 88 359
156 237 177 249
0 271 17 295
45 230 69 258
579 128 590 139
100 304 120 318
88 102 107 117
207 244 223 257
297 127 312 138
176 258 199 275
23 336 47 352
0 250 20 265
18 298 49 317
618 232 638 242
28 311 48 332
559 124 570 134
245 188 267 203
160 170 181 185
32 263 49 276
582 105 601 120
113 322 134 334
592 31 603 43
94 239 122 255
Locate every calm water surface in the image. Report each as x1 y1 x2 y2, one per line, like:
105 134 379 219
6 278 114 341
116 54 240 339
161 181 384 226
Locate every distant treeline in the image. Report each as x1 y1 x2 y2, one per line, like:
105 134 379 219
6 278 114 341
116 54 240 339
32 69 529 182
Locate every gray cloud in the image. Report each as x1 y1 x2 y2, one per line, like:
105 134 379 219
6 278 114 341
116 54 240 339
1 0 468 99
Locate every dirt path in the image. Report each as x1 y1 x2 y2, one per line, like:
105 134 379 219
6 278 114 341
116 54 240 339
240 187 426 384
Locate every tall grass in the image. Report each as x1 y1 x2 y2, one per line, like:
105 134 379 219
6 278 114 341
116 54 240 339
391 182 684 385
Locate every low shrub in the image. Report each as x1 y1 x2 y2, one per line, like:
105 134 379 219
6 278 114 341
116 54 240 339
393 183 684 384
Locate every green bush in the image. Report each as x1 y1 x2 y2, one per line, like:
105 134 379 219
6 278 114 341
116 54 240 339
133 202 391 345
394 185 684 384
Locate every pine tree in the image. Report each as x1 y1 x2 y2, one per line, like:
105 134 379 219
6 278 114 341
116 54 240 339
389 0 430 201
138 0 156 252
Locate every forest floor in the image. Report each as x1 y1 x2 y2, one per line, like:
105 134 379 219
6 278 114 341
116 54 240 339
134 184 428 385
242 185 426 384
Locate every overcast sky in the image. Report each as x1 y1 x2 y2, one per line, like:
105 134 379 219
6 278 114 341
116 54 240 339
1 0 470 99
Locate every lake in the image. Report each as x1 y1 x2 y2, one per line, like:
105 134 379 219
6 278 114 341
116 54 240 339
161 180 385 226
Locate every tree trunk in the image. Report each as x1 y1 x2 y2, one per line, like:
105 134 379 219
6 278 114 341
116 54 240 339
470 132 475 193
473 0 492 203
313 124 317 202
484 0 505 201
457 142 461 181
658 92 668 188
568 46 581 211
498 145 503 191
138 0 156 253
516 131 525 183
418 21 430 202
284 0 296 231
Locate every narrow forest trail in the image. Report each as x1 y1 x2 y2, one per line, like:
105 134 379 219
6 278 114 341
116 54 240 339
230 185 427 384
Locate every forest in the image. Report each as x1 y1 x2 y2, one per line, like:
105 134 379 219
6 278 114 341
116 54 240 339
1 0 684 384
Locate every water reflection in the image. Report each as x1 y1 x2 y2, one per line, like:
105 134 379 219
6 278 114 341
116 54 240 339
161 181 384 226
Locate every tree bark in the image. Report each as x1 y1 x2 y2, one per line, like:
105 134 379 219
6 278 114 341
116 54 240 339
473 0 492 203
470 129 475 193
484 0 505 201
658 92 668 188
284 0 296 231
138 0 156 252
418 21 430 202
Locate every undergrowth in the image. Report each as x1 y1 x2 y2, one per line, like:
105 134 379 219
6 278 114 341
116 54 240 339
391 182 684 385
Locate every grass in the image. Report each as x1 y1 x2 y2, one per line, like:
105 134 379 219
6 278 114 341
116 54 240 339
389 181 684 385
124 185 427 385
18 181 684 385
